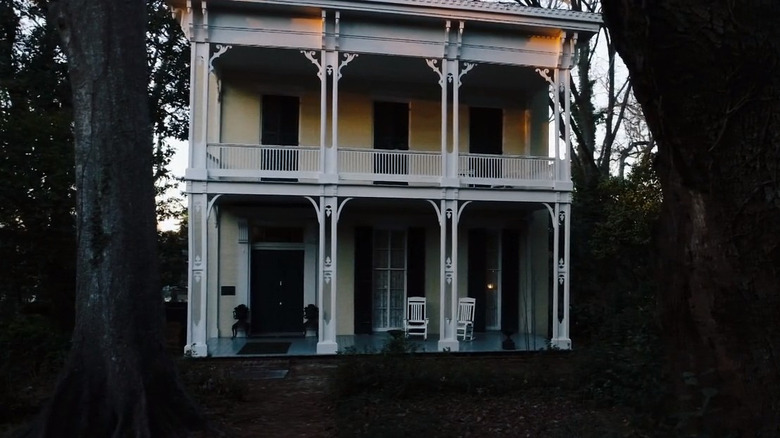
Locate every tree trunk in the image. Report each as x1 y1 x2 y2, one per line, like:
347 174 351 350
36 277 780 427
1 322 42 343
602 1 780 434
24 0 205 436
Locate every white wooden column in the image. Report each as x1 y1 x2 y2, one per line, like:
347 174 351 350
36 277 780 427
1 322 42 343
185 191 209 357
535 67 560 179
425 58 450 183
184 28 211 356
314 196 352 354
305 196 329 351
301 49 328 178
430 198 471 351
320 197 339 353
548 202 571 350
330 50 358 175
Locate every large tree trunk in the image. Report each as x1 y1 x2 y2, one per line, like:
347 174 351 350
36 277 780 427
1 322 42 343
602 1 780 434
24 1 204 436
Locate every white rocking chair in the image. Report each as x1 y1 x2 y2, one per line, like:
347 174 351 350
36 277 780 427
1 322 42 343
403 296 429 340
456 297 476 341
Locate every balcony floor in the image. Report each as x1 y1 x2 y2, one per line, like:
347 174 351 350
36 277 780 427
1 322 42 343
206 331 549 358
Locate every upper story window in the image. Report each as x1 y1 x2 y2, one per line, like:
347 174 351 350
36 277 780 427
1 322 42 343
261 95 299 146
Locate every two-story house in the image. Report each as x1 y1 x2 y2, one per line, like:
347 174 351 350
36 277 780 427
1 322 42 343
168 0 600 356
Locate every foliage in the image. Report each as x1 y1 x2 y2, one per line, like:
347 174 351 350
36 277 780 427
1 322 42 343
332 336 568 400
0 314 69 423
159 221 188 289
0 0 76 329
516 0 651 186
178 360 248 402
568 156 665 422
602 1 780 433
147 0 189 222
0 0 189 330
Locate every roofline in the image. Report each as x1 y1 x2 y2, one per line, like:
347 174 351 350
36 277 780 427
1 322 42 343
186 0 602 35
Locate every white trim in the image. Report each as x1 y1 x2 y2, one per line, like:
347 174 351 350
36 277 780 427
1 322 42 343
238 0 602 30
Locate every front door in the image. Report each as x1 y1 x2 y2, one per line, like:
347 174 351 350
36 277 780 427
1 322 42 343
251 249 305 334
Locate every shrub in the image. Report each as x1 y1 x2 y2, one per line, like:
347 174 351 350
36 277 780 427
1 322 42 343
0 314 70 422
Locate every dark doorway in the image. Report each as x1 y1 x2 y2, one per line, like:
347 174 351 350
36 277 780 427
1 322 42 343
501 230 520 332
251 249 305 334
354 227 373 334
262 95 299 146
373 101 409 184
469 107 503 180
261 95 299 180
468 229 488 332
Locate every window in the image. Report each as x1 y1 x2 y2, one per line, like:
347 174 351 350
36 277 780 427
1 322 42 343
372 229 407 330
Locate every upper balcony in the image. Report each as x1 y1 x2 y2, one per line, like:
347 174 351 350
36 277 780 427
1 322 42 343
177 0 600 194
205 143 560 189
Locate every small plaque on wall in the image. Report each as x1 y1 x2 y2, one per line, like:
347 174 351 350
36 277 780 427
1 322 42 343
220 286 236 296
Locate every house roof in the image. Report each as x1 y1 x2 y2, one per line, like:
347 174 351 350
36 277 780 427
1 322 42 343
359 0 600 24
174 0 602 35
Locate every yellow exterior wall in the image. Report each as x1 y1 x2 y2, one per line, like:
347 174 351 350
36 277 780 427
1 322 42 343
504 107 529 155
221 83 260 144
335 93 373 148
218 213 240 336
300 90 321 147
217 83 548 156
529 88 550 156
410 100 442 152
336 226 355 335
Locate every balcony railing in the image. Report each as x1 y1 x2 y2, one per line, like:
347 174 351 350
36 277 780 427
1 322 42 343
204 143 558 188
458 154 555 186
339 148 441 184
207 144 320 180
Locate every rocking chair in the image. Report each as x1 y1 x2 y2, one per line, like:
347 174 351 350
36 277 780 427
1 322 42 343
403 297 429 340
456 297 476 341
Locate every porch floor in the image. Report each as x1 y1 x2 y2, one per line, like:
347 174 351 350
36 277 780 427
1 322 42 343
206 331 548 357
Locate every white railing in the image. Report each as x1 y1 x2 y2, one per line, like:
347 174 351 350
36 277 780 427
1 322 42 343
206 144 320 179
339 148 441 184
459 154 555 186
202 143 559 187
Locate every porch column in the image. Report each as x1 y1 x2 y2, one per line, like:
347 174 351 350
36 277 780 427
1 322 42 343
315 195 351 354
185 190 209 357
430 197 469 351
305 196 332 353
425 57 450 184
550 202 572 349
534 67 561 180
319 196 338 354
451 58 476 182
301 48 327 177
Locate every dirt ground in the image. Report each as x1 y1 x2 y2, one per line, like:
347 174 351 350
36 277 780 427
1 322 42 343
2 354 647 437
186 357 644 438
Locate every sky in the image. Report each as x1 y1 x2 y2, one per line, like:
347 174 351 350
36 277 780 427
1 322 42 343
158 140 188 231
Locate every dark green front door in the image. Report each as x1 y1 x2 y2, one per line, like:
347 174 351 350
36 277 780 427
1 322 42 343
251 249 305 334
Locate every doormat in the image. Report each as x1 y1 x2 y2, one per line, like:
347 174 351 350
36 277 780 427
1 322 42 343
237 341 291 355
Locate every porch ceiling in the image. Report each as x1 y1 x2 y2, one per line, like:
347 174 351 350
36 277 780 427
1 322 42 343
216 48 547 98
